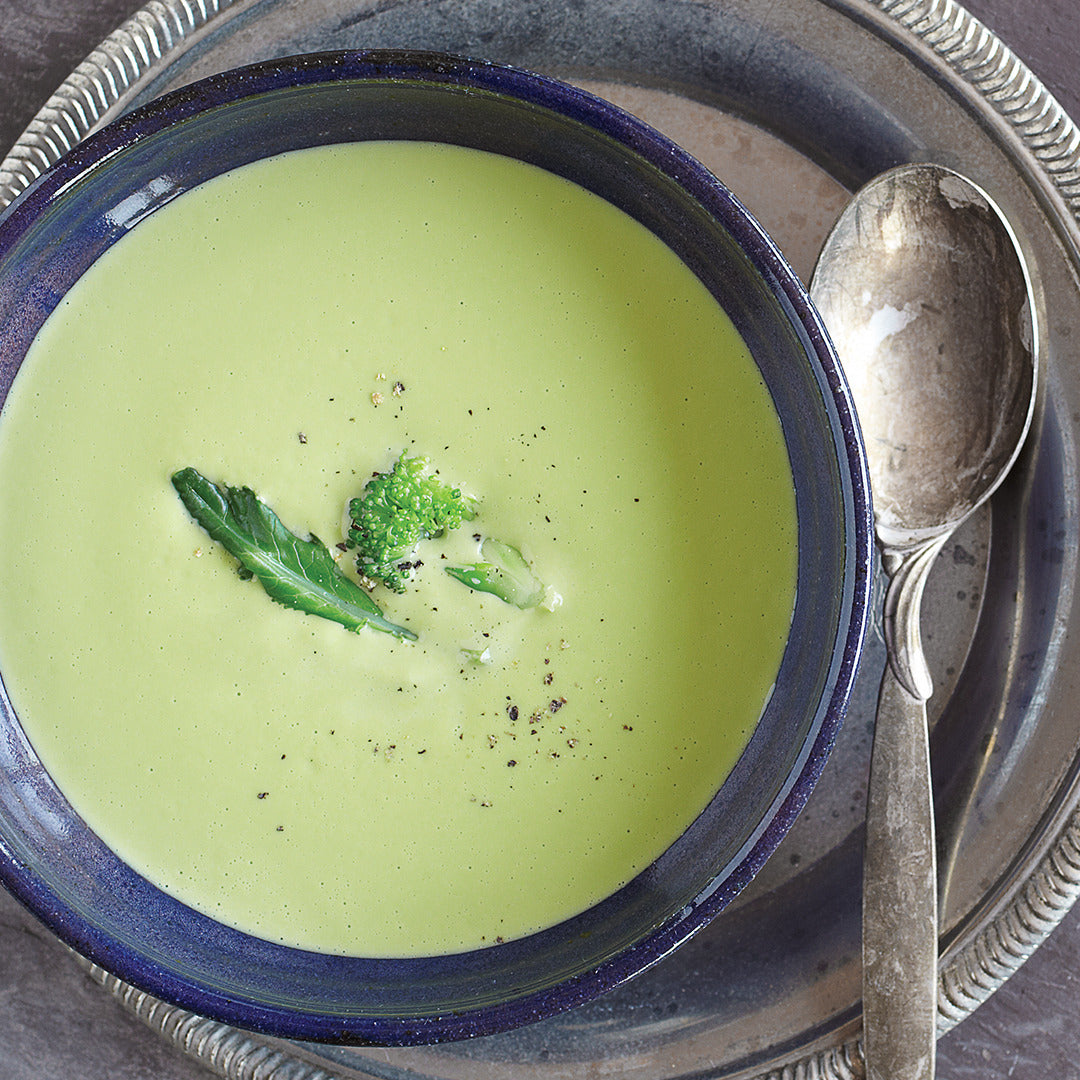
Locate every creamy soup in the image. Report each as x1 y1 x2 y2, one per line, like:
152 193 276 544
0 141 796 956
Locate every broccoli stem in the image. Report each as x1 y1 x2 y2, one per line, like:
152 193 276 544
445 538 547 609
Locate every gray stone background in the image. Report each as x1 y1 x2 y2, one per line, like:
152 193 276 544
0 1 1078 1077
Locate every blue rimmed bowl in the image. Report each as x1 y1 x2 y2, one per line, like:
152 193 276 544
0 50 872 1044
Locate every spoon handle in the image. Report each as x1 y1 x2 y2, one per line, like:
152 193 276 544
862 662 938 1080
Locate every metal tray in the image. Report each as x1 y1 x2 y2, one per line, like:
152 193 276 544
3 1 1080 1077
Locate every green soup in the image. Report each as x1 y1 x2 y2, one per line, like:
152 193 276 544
0 141 796 956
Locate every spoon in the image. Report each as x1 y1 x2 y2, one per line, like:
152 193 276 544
810 163 1037 1080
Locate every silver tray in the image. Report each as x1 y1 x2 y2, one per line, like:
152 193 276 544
4 1 1080 1077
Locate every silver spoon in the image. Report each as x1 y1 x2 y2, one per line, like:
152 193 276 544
810 163 1037 1080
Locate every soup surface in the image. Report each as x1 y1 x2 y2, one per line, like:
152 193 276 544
0 141 796 956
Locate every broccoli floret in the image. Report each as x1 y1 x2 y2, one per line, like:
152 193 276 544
348 453 476 592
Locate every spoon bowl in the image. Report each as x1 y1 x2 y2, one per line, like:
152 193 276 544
811 163 1037 1080
813 165 1036 548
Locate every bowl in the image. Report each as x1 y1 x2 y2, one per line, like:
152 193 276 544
0 50 872 1044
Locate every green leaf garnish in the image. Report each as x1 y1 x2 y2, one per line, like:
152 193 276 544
172 467 415 640
445 538 546 609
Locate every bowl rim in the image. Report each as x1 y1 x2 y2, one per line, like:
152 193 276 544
0 47 873 1044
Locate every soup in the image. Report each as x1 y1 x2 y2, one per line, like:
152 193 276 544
0 141 796 956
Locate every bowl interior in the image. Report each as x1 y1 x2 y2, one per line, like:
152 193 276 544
0 51 870 1043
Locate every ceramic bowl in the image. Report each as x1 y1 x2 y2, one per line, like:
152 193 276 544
0 50 872 1044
